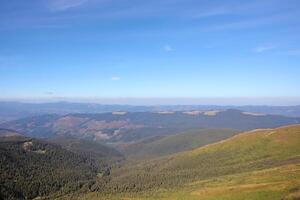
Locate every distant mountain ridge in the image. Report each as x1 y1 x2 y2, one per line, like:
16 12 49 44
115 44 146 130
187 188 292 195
1 109 299 144
0 128 21 137
1 101 300 122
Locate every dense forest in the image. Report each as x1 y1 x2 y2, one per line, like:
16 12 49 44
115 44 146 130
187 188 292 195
0 136 102 200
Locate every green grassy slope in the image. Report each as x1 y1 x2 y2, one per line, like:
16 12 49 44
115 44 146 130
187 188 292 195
72 124 300 200
78 163 300 200
122 128 239 159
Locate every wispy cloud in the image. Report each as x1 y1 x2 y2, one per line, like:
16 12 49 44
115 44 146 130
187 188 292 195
200 13 295 32
110 76 121 81
46 0 89 11
186 1 285 19
284 50 300 56
164 45 173 52
253 45 276 53
2 0 298 32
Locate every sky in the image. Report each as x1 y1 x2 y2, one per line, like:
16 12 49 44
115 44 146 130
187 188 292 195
0 0 300 105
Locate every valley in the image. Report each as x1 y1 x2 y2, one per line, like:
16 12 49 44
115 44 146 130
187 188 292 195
1 112 300 200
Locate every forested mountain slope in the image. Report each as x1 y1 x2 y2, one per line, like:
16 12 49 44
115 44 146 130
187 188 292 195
0 135 102 200
48 135 123 161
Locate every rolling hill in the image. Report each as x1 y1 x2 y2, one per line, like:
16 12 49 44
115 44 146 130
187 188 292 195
122 128 239 159
1 125 300 200
75 124 300 200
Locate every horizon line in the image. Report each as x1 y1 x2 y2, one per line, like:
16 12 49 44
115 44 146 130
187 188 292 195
0 97 300 106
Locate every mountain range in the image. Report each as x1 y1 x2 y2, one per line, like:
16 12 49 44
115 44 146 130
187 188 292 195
1 102 300 122
1 109 299 144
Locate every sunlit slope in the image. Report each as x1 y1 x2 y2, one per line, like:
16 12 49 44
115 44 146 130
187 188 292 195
76 163 300 200
98 125 300 193
123 128 239 159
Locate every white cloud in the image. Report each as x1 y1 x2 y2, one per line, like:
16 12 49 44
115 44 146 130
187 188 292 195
164 45 173 52
253 45 276 53
110 76 121 81
46 0 88 11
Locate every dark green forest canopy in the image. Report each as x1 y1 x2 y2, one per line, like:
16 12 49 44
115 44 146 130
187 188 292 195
0 136 102 200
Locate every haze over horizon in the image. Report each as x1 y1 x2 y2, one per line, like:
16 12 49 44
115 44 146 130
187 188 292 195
1 0 300 105
1 97 300 106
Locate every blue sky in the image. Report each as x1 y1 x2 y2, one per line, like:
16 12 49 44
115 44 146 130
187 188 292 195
0 0 300 105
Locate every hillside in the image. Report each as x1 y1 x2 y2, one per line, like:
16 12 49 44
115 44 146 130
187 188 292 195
0 135 102 200
75 125 300 200
1 124 300 200
1 110 299 143
0 128 21 137
48 135 123 161
122 128 239 159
